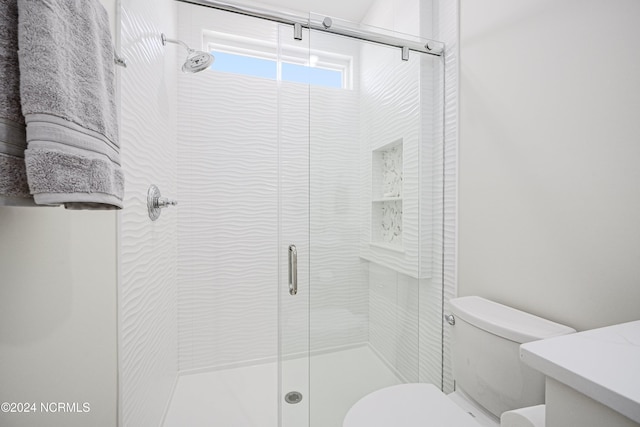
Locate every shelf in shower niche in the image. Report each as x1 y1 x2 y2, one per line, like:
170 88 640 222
372 197 402 202
368 242 405 254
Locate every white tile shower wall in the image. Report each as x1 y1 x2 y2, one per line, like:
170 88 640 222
119 0 179 426
177 70 279 370
359 42 425 278
359 43 420 381
279 72 367 360
309 83 367 354
368 263 419 381
279 79 310 360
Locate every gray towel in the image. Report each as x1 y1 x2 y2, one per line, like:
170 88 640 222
0 0 34 206
18 0 124 209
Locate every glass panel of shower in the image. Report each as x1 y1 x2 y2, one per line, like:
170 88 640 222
303 15 445 427
175 5 286 426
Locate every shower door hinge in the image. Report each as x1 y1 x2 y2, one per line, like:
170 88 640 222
294 23 303 41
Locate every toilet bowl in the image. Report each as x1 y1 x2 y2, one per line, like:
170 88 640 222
343 384 488 427
343 297 575 427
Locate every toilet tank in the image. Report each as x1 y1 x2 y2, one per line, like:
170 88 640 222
449 296 575 419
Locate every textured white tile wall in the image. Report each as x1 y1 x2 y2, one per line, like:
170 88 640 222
177 70 280 370
279 79 310 362
309 82 367 353
368 263 419 381
119 0 179 425
359 42 425 278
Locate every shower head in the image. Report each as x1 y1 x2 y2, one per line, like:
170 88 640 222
182 50 214 73
161 33 214 73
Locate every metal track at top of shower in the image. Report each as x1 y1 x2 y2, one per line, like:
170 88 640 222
176 0 444 58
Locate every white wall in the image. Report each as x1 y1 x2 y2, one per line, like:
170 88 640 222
0 210 117 427
0 1 118 425
361 0 426 38
118 0 179 425
459 0 640 331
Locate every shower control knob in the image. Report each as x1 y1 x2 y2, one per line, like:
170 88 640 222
147 184 177 221
156 197 178 208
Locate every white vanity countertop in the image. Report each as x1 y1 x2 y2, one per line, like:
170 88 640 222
520 320 640 423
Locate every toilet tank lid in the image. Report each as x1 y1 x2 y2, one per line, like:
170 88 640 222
449 296 576 343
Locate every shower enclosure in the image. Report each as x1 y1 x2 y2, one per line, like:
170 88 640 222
119 1 446 425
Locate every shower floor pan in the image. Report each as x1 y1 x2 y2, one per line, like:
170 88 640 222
163 346 401 427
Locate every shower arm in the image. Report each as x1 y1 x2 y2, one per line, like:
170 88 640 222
161 34 193 52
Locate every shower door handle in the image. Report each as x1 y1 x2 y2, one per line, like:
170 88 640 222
288 245 297 296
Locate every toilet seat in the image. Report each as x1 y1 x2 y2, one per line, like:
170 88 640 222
343 384 483 427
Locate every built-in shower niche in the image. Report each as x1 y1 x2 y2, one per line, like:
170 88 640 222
371 139 403 250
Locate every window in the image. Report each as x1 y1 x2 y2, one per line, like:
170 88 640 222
281 62 343 88
203 32 352 89
211 51 277 80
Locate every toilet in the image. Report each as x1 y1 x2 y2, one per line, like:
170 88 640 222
343 296 576 427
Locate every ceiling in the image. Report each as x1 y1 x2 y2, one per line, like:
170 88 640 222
242 0 377 23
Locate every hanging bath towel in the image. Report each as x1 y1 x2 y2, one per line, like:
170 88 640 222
0 0 33 206
18 0 124 209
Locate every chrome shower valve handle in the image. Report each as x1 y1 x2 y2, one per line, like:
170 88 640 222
155 197 178 209
147 185 177 221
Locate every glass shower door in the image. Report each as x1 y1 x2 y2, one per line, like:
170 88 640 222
276 14 444 427
306 17 445 427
